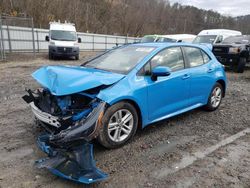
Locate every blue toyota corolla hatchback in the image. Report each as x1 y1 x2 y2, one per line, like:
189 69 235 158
23 42 227 183
23 43 226 148
25 42 227 148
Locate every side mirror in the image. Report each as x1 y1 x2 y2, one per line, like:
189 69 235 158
45 35 49 41
151 66 171 81
78 37 82 43
177 40 182 42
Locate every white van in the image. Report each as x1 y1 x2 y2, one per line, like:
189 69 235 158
193 29 242 45
45 21 81 60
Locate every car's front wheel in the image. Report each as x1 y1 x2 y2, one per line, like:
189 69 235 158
204 83 223 111
98 102 138 149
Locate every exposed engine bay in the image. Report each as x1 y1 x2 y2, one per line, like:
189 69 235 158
22 88 108 184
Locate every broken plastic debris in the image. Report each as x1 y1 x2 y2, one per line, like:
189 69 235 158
35 134 108 184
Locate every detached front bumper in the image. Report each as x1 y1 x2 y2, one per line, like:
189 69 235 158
22 91 108 184
36 134 108 184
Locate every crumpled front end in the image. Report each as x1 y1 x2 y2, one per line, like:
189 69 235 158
22 88 108 184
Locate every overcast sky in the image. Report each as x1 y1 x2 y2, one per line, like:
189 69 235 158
169 0 250 17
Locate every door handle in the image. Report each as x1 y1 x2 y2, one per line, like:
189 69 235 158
182 74 190 80
207 68 214 73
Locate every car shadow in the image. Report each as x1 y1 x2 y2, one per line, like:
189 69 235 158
93 107 202 154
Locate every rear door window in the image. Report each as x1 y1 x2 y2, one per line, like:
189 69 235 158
183 47 204 67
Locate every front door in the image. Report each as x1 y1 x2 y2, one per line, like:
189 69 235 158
145 47 190 121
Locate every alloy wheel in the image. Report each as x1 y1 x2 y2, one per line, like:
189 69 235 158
211 87 222 108
108 109 134 142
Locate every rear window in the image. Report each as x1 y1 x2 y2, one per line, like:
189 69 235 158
141 36 156 43
193 35 217 44
157 37 177 43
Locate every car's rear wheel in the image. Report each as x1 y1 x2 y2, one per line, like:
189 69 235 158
204 83 223 111
98 102 138 149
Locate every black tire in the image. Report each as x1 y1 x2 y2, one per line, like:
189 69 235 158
98 102 138 149
204 83 223 111
75 54 79 60
236 57 246 73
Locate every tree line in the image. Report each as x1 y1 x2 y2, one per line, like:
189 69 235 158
0 0 249 36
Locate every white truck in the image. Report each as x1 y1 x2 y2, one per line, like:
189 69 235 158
193 29 242 45
45 21 81 60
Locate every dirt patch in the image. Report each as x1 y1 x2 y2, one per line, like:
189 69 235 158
0 55 249 188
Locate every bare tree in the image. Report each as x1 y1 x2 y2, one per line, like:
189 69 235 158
0 0 249 36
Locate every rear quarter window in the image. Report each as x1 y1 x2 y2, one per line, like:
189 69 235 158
201 50 211 64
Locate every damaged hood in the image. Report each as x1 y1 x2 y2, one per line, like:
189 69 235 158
32 65 125 96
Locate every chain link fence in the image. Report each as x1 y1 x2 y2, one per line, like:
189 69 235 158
0 16 140 61
0 16 35 60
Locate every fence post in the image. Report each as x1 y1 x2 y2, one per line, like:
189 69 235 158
0 17 6 60
36 29 39 53
31 17 36 57
6 22 12 53
92 35 94 51
105 36 107 50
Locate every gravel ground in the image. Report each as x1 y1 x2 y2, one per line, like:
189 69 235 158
0 53 249 188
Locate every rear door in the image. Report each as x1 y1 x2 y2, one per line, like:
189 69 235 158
182 47 215 105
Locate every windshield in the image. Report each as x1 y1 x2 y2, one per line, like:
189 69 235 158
83 45 155 74
50 30 77 41
141 36 157 43
157 37 177 43
222 36 250 44
193 35 217 44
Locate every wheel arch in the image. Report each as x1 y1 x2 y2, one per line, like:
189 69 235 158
216 79 226 97
107 98 143 129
